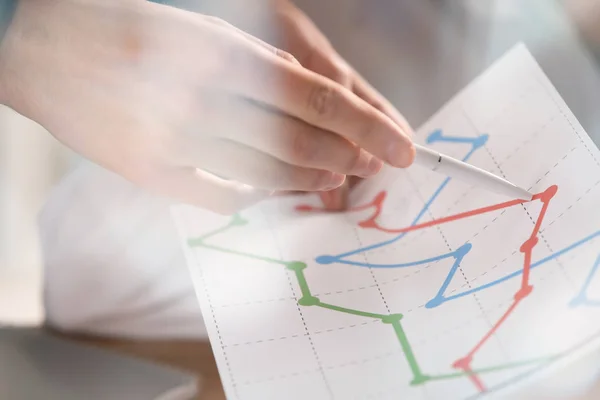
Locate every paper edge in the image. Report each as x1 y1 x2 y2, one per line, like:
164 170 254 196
168 42 600 400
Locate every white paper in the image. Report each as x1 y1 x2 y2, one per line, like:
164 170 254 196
172 44 600 399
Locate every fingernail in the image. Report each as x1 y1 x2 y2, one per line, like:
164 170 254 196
317 171 333 189
387 141 415 167
325 173 346 190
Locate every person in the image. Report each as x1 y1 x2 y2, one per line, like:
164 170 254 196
0 0 415 212
0 0 414 338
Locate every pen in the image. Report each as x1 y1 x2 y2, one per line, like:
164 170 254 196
413 144 533 201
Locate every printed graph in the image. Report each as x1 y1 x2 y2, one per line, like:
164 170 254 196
173 44 600 399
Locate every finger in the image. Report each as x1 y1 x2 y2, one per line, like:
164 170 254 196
310 54 354 89
352 74 413 136
306 57 367 211
217 44 415 168
203 95 383 177
319 181 350 212
315 56 410 135
178 137 346 192
153 167 271 215
320 173 366 211
205 16 301 65
318 175 362 211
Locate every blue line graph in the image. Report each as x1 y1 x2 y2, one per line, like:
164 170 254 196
325 244 470 270
316 131 488 263
428 231 600 308
570 254 600 307
314 129 600 310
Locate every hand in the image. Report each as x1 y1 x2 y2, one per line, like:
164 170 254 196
233 0 414 210
0 0 414 214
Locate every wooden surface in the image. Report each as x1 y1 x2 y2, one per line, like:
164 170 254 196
50 329 226 400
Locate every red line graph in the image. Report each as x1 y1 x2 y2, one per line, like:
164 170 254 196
294 191 386 214
452 185 557 390
297 184 559 393
361 196 530 233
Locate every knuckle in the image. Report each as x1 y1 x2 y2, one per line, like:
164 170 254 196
329 61 353 86
276 49 300 65
307 82 340 120
345 146 363 172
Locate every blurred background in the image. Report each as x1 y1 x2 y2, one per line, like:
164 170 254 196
0 89 73 325
1 1 599 399
0 0 599 350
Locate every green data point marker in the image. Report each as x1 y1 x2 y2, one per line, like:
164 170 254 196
298 296 320 306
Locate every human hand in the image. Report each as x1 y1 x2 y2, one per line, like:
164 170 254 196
233 0 414 210
0 0 414 215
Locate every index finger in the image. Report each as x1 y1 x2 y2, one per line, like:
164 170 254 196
219 40 415 168
352 73 414 137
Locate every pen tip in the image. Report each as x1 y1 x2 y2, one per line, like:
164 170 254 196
517 187 534 201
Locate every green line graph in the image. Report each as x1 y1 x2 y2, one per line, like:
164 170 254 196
187 214 554 388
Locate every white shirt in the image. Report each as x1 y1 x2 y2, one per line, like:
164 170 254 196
39 161 208 340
